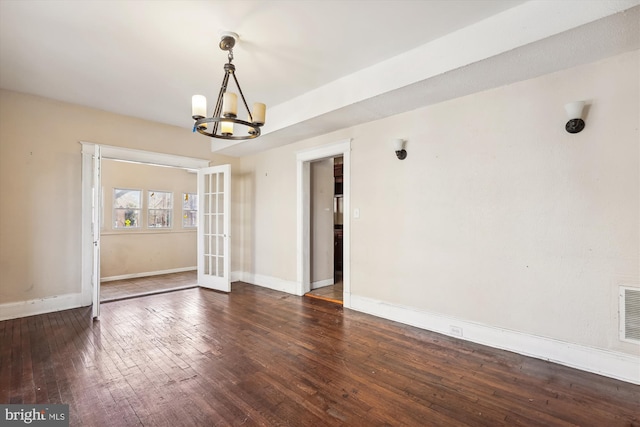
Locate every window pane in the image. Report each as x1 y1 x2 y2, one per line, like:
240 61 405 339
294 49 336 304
113 188 141 229
149 191 172 209
182 193 198 210
217 214 224 236
183 210 197 228
204 213 211 235
148 191 172 228
217 194 224 213
148 209 172 228
210 174 217 193
114 208 140 228
114 189 141 209
182 193 198 227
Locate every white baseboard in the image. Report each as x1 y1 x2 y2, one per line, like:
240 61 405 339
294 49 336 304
231 271 243 283
239 272 301 295
311 278 334 290
350 294 640 385
101 266 197 282
0 293 85 321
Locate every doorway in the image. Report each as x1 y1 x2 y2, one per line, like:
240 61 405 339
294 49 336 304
80 143 211 318
305 156 344 304
296 139 351 308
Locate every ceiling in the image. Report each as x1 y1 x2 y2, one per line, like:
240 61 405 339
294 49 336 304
1 1 639 157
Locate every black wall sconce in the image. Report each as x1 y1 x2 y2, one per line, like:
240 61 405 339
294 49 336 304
393 139 407 160
565 101 586 134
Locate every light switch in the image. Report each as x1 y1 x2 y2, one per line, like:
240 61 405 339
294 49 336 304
354 208 360 219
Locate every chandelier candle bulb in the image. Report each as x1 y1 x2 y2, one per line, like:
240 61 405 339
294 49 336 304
252 103 266 125
221 121 233 136
192 95 207 119
222 92 238 117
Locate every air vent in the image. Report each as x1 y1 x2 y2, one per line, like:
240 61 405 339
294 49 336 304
620 286 640 344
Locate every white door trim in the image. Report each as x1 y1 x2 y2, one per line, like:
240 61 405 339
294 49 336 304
95 144 210 169
296 139 351 307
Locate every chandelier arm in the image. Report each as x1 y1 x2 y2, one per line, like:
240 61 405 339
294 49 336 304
211 69 231 136
232 73 254 123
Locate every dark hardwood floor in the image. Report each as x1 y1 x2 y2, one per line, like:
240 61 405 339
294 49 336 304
1 283 638 426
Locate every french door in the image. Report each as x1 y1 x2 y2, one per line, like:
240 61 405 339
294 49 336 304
197 165 231 292
91 145 102 318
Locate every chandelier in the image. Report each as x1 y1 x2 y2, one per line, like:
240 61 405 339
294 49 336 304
191 32 266 140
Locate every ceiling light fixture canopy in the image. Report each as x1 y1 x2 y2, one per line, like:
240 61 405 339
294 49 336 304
191 32 266 140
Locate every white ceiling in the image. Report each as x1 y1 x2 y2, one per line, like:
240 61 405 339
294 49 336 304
1 1 639 157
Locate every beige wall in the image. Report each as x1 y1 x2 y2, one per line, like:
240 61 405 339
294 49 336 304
0 90 227 304
100 160 197 278
236 147 298 281
238 50 639 356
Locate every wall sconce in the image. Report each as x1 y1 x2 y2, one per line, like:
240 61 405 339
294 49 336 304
564 101 586 134
393 139 407 160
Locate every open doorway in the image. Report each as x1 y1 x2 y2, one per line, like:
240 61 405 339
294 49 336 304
99 159 198 302
80 142 211 318
305 156 343 304
296 139 350 307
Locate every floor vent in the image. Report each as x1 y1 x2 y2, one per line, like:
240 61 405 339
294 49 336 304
620 286 640 344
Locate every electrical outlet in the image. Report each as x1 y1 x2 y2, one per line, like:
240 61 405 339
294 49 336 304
449 325 463 337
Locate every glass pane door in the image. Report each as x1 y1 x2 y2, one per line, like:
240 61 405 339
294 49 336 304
198 164 230 292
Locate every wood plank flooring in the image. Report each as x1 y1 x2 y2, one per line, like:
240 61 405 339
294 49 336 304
1 283 639 426
305 281 344 304
100 271 197 302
